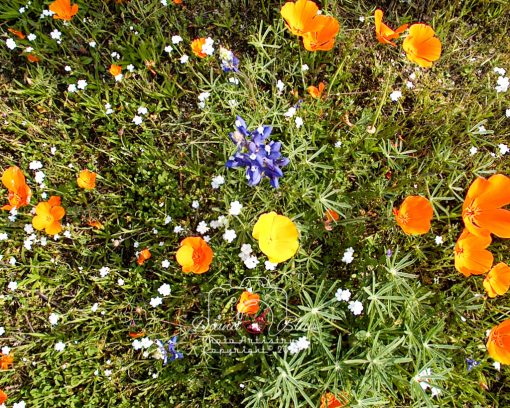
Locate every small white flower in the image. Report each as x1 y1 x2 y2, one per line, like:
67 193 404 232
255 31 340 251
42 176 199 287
89 41 96 48
104 369 112 377
276 79 285 93
2 346 11 355
99 266 110 278
389 90 402 102
68 84 77 93
359 16 365 22
229 201 243 216
0 327 4 336
244 255 259 269
5 38 17 50
228 77 239 85
469 146 478 156
180 54 189 64
0 232 8 241
191 200 200 209
34 171 45 184
406 81 414 89
133 241 139 248
431 387 441 397
19 6 26 13
140 337 153 348
506 108 510 118
77 79 88 90
164 215 172 224
203 235 211 242
295 117 303 128
29 161 43 170
341 247 354 264
296 336 310 350
150 296 163 308
8 281 18 291
132 115 143 125
158 283 171 297
301 64 309 72
211 175 225 189
13 401 27 408
435 236 443 245
172 35 183 44
348 300 363 315
49 313 60 325
335 288 351 302
161 259 170 269
494 67 506 76
223 229 237 243
173 225 183 233
63 230 71 238
196 221 209 234
132 339 142 350
498 143 509 155
496 76 509 93
64 65 72 72
161 0 168 5
240 244 252 255
265 261 277 271
284 107 296 118
127 64 135 72
494 361 501 371
91 303 99 312
114 73 123 82
164 45 172 53
137 106 148 116
111 51 120 59
198 92 210 102
117 278 125 286
50 29 62 40
54 341 66 352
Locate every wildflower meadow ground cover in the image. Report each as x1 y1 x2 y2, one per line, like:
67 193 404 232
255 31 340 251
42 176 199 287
1 0 510 406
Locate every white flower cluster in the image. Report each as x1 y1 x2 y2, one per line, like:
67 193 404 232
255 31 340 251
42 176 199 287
201 37 215 56
288 336 310 354
494 67 509 93
238 244 259 269
132 337 153 350
341 247 354 264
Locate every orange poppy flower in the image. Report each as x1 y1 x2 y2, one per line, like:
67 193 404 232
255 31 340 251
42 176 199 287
462 174 510 238
484 263 510 298
176 237 213 273
402 24 441 68
454 229 493 277
320 392 349 408
77 169 97 190
1 166 32 211
27 54 40 63
393 195 433 235
49 0 79 20
88 220 104 229
173 0 183 3
302 16 340 52
129 331 145 339
32 196 65 235
109 64 122 77
308 82 325 99
374 9 408 46
325 209 339 222
191 38 207 58
487 319 510 364
137 248 152 265
280 0 324 37
8 28 25 39
236 291 260 315
0 389 7 404
0 353 13 370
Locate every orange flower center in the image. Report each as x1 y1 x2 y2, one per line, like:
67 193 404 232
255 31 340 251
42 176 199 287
44 214 55 225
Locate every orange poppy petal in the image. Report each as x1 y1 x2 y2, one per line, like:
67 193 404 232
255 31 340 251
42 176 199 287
476 174 510 209
477 209 510 238
46 222 62 235
50 206 66 221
